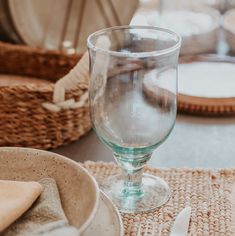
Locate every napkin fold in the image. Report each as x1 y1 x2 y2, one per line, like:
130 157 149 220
3 178 79 236
0 180 43 232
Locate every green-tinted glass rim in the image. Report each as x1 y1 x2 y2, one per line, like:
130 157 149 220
87 25 181 58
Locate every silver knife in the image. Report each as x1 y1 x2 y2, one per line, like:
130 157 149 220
169 207 191 236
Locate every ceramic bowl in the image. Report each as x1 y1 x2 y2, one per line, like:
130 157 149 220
223 9 235 54
0 147 99 234
179 7 220 55
142 6 220 55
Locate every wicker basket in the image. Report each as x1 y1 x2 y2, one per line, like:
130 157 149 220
0 41 91 149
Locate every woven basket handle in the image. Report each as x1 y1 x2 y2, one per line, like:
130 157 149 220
42 51 89 112
42 36 110 112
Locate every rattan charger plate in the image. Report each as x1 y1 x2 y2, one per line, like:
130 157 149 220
178 54 235 116
83 161 235 236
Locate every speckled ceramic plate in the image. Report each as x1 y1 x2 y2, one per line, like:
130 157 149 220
82 191 124 236
0 147 100 234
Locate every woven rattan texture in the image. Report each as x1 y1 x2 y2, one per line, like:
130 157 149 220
83 161 235 236
0 42 91 149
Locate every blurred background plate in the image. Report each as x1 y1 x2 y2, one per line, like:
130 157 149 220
131 3 221 55
178 54 235 115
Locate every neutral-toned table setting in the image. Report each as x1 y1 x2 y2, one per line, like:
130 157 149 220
1 0 235 235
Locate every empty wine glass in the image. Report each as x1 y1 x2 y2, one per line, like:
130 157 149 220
87 26 181 213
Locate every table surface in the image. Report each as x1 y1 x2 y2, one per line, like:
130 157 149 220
54 113 235 169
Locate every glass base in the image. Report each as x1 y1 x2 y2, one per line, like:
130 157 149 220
100 173 171 213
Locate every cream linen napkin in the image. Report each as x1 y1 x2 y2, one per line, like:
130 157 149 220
0 180 43 232
3 178 79 236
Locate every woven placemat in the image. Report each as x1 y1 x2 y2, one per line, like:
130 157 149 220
83 161 235 236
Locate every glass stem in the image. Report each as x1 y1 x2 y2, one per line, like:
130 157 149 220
114 153 151 199
122 168 144 198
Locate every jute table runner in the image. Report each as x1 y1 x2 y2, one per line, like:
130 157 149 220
83 161 235 236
